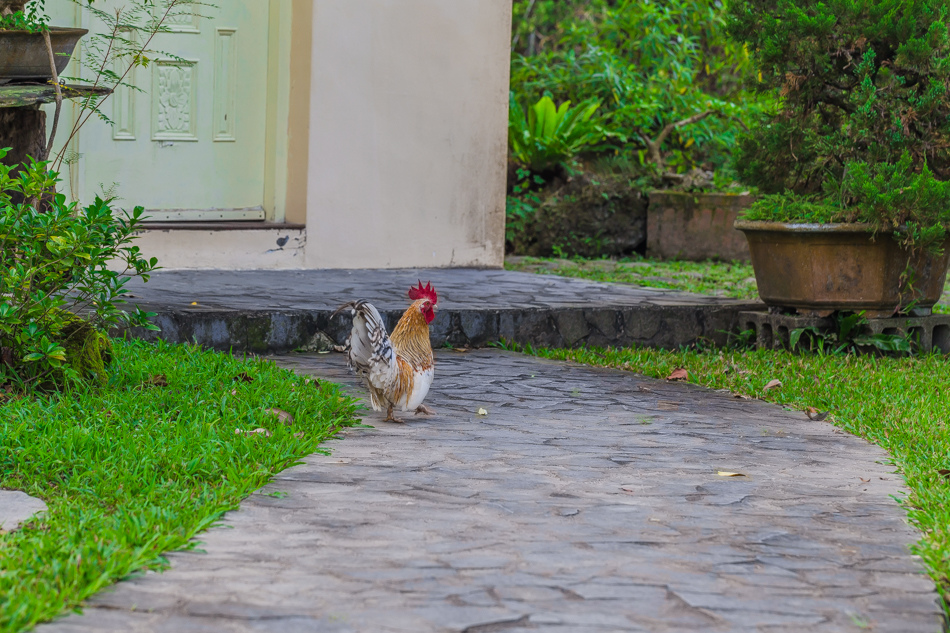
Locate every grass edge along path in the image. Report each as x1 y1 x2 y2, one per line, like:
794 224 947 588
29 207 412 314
0 340 360 633
503 341 950 619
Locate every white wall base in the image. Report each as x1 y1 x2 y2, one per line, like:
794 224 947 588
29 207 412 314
131 228 307 270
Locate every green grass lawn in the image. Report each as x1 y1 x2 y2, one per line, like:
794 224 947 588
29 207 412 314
505 255 950 311
505 255 759 298
507 341 950 614
0 339 359 633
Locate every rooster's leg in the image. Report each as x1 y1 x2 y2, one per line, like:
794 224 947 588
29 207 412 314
415 404 436 416
385 404 405 424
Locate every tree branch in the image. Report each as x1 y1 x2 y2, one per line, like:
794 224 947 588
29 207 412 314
41 29 63 162
641 110 719 172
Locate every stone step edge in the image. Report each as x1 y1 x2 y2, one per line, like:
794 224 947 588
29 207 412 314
117 303 763 354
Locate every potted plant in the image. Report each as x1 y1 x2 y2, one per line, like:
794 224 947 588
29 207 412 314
728 0 950 317
0 0 87 85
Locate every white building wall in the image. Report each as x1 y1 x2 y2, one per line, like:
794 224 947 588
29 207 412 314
303 0 511 269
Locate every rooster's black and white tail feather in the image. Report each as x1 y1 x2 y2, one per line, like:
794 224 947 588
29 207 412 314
337 300 398 411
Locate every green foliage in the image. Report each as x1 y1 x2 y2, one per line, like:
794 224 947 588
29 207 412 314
510 0 767 174
741 194 848 224
0 339 360 631
506 168 545 245
508 94 603 172
790 312 913 355
0 150 158 390
729 0 950 209
742 152 950 251
0 0 104 32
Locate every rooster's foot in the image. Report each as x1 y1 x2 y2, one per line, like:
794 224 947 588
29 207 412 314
415 404 436 416
385 405 406 424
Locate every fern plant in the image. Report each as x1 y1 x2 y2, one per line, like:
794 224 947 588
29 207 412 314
508 94 603 173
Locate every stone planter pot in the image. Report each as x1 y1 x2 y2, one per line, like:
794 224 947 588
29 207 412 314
0 27 88 85
734 221 950 317
647 192 753 261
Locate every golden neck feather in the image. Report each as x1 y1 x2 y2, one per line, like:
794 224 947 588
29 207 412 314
390 300 434 367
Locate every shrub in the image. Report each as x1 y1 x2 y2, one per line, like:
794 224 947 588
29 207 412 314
730 0 950 250
510 0 766 175
743 153 950 251
0 151 158 389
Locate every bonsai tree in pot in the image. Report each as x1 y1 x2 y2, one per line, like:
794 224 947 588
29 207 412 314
728 0 950 317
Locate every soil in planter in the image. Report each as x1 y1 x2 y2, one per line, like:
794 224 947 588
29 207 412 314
507 172 648 258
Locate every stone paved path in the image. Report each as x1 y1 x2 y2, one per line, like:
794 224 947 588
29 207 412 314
0 490 46 533
38 351 940 632
126 268 750 312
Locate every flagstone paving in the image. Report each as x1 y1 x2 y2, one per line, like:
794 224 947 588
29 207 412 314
38 350 941 632
0 490 46 533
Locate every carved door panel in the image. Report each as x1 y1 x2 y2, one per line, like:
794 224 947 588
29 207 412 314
73 2 271 220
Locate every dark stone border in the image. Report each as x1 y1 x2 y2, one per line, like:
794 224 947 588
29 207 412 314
119 302 760 354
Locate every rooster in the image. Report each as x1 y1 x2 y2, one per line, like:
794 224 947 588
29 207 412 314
336 281 438 423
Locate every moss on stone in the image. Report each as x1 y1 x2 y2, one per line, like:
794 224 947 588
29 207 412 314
55 311 112 384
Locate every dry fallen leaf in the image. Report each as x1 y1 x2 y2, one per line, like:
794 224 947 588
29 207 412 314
233 372 254 383
265 408 295 426
860 477 871 483
806 407 830 421
733 393 752 400
235 428 272 438
938 469 950 479
477 408 488 416
764 379 782 391
717 471 746 477
145 374 168 388
190 301 199 306
666 368 689 381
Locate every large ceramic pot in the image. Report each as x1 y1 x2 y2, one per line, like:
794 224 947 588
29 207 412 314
734 221 950 317
0 27 88 85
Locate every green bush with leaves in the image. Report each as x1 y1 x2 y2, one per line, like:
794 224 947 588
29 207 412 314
510 0 766 176
743 152 950 251
0 151 158 389
729 0 950 242
508 94 603 173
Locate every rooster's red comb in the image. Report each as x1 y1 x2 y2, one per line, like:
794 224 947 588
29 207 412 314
408 280 438 304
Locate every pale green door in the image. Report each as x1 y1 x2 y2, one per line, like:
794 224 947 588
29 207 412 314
68 2 271 220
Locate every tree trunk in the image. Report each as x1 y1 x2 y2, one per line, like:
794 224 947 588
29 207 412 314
0 1 27 16
0 105 46 169
0 105 49 205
